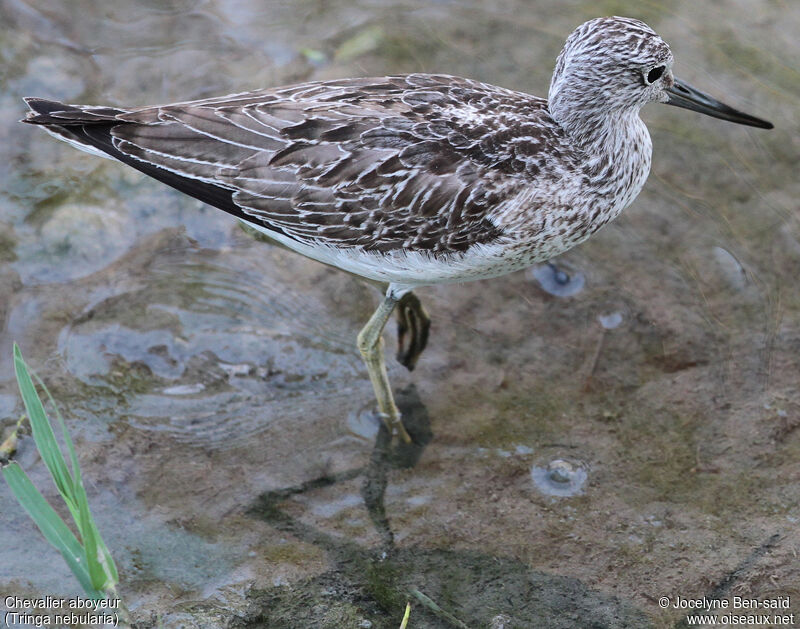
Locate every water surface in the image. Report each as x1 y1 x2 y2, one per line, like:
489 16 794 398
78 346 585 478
0 0 797 626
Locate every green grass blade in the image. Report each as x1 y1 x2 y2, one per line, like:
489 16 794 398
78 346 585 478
33 362 119 587
34 367 83 491
12 344 77 510
92 523 119 585
1 462 103 598
78 488 104 590
399 602 411 629
10 345 119 594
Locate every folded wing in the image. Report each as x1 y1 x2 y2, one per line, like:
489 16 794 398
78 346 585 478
24 75 553 255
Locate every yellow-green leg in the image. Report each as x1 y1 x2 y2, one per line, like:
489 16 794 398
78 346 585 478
357 291 412 444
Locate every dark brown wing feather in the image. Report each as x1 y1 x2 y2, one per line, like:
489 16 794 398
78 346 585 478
23 75 555 255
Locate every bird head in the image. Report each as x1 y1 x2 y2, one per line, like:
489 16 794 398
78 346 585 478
549 17 772 130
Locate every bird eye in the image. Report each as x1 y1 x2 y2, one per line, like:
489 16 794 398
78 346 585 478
646 65 666 84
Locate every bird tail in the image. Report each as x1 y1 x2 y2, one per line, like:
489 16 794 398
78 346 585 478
21 97 247 221
21 97 128 159
22 97 125 125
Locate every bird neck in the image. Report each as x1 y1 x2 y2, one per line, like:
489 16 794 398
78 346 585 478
549 93 643 153
549 94 653 215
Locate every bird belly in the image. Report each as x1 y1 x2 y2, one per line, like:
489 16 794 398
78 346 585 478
245 221 546 288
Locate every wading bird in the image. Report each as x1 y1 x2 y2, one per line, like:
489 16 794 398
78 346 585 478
23 17 772 443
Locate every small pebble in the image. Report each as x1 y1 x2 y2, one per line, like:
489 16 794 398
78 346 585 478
597 311 624 329
531 458 588 497
528 263 585 297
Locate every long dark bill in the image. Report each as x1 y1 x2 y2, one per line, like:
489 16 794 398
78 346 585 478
666 78 773 129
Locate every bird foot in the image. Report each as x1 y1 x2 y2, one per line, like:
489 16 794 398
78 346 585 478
395 291 431 371
375 410 412 444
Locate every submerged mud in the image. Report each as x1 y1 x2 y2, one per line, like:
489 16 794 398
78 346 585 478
0 0 798 627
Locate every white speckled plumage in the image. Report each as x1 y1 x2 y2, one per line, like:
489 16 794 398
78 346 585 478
21 19 660 290
23 16 771 298
21 16 774 442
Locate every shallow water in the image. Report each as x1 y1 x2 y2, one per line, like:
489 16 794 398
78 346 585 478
0 0 798 627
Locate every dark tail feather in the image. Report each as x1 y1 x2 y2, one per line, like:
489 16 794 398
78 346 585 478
21 97 266 231
22 97 126 125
